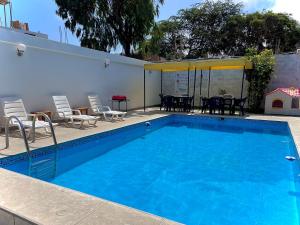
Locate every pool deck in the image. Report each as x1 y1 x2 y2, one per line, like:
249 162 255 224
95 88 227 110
0 108 300 225
1 108 300 157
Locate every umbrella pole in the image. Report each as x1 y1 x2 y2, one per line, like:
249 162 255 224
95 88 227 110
193 68 197 111
208 67 211 98
187 68 190 96
144 69 146 112
240 66 245 99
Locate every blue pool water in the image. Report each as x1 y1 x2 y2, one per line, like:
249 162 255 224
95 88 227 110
1 115 300 225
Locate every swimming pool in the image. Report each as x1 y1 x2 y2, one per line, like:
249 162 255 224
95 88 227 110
1 115 300 225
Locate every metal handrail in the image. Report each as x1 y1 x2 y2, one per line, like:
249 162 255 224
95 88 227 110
5 116 30 153
5 113 58 151
5 114 58 178
31 112 57 146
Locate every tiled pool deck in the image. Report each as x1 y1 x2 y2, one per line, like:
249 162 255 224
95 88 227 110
0 108 300 225
2 108 300 157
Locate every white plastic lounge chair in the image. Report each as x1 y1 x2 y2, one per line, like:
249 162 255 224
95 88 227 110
88 95 126 121
0 97 54 142
53 96 97 128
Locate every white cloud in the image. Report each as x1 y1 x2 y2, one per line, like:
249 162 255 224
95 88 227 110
272 0 300 22
233 0 274 12
234 0 300 22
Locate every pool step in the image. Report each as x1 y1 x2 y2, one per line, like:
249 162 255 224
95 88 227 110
30 158 56 180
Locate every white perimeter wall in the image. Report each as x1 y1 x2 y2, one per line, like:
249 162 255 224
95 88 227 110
162 69 248 107
0 28 160 116
162 54 300 108
267 54 300 93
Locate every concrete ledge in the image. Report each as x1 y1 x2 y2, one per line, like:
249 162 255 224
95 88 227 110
0 207 36 225
0 169 181 225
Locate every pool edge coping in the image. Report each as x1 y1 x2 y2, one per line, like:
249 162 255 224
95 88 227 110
0 168 182 225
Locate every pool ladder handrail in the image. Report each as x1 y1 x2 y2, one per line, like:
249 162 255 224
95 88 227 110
5 113 58 151
5 113 58 178
5 116 30 152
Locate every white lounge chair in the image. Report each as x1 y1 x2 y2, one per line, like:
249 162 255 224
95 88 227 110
53 96 97 128
0 97 54 142
88 95 126 121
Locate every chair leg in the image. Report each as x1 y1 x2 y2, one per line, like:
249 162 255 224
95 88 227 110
79 120 84 129
240 106 244 116
119 113 125 121
103 113 108 121
88 119 98 126
93 119 97 126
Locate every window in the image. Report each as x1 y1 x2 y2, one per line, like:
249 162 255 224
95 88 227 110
272 99 283 108
291 98 299 109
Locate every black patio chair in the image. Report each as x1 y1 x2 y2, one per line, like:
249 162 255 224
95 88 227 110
209 97 225 114
201 97 210 113
232 97 247 116
164 95 174 112
183 96 194 112
174 96 184 112
223 97 234 114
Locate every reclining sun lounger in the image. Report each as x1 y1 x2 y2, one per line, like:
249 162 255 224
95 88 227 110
88 95 126 121
53 96 97 128
0 97 54 141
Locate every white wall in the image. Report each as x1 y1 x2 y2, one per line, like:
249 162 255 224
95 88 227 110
0 28 160 117
267 54 300 92
162 54 300 109
162 69 248 107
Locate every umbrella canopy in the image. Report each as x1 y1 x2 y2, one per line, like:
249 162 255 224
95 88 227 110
144 57 253 72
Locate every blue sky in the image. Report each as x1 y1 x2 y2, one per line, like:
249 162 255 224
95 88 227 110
1 0 296 48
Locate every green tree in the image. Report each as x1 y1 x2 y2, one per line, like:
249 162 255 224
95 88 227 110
179 0 242 58
223 11 300 55
141 0 300 60
55 0 164 56
138 23 163 60
158 18 187 59
222 13 265 55
246 48 275 113
138 17 187 60
263 12 300 53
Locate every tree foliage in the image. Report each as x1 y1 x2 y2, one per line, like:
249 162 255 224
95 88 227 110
223 11 300 55
179 0 242 58
140 0 300 59
55 0 164 56
245 48 275 113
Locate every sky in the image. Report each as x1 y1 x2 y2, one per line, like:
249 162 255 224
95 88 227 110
0 0 299 48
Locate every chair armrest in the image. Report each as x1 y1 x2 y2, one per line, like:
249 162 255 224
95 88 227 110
28 113 38 118
55 111 67 119
72 109 82 115
102 106 112 112
28 113 52 122
27 114 39 122
3 116 25 127
3 116 14 125
94 106 101 113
